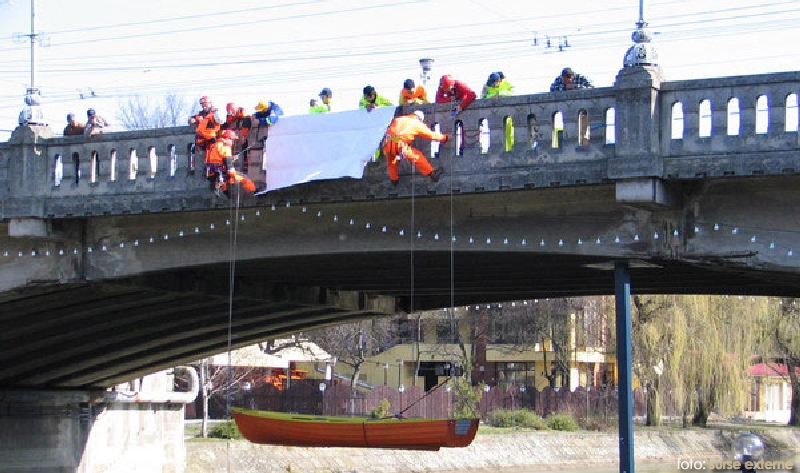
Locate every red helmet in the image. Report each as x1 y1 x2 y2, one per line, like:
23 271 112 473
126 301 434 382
200 96 211 105
439 74 454 90
221 130 238 140
226 102 237 114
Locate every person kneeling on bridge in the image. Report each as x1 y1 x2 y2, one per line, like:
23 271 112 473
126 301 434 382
382 110 447 186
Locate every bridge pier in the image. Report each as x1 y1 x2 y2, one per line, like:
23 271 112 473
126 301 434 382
0 369 194 473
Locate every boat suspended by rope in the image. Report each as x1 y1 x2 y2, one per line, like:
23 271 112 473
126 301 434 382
231 408 479 451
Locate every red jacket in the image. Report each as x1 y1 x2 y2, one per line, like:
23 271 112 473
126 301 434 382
435 80 476 110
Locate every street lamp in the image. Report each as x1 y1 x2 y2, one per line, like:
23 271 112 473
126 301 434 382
319 382 326 415
398 384 405 414
419 58 434 87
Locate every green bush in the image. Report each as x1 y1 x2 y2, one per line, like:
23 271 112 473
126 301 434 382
580 414 616 431
370 398 392 419
485 409 548 429
515 409 548 430
208 420 242 439
485 408 514 427
545 413 578 431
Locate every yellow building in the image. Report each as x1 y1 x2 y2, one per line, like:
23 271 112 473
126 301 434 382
302 298 616 394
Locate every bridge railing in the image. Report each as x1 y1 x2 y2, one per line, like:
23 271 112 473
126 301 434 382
3 68 800 218
403 86 619 166
22 126 199 197
659 71 800 159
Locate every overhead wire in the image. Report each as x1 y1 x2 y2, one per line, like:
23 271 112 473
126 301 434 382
1 1 798 119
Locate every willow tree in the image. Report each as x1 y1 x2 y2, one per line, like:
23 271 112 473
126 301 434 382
769 298 800 425
630 295 767 427
679 295 767 426
631 295 687 426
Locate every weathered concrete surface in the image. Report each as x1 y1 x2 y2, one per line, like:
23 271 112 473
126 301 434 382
0 371 187 473
185 428 800 473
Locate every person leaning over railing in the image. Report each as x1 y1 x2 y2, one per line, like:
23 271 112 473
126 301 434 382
63 113 84 136
399 78 429 105
550 67 593 91
84 108 109 136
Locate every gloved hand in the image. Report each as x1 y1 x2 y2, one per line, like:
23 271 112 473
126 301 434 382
440 134 449 144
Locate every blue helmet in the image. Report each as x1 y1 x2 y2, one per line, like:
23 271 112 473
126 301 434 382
487 73 501 86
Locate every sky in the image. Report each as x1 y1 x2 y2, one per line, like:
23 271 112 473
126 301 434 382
1 0 799 140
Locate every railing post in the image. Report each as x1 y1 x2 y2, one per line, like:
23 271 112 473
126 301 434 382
610 66 664 178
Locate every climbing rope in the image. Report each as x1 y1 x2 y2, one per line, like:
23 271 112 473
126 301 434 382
394 376 453 418
225 160 243 473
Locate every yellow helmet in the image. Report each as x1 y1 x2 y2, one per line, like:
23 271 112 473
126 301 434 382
255 100 269 112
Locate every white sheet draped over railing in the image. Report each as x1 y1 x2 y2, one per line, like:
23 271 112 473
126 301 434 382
261 107 396 192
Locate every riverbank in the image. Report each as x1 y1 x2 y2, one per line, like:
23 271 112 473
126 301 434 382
185 426 800 473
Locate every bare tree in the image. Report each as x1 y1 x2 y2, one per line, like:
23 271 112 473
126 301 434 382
116 92 191 130
303 317 396 395
194 347 263 438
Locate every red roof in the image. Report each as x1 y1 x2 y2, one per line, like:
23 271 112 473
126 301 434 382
748 363 800 377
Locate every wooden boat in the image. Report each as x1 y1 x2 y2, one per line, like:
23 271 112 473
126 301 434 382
231 408 479 451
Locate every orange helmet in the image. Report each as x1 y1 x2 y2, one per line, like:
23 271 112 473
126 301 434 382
226 102 236 114
439 75 454 90
221 130 238 141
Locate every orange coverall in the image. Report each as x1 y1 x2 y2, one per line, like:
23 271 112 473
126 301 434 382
382 114 446 181
204 139 232 186
192 111 220 150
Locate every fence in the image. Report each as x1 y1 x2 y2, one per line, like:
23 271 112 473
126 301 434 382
213 379 655 421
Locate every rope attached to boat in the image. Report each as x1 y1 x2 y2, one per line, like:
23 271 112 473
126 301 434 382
393 376 452 418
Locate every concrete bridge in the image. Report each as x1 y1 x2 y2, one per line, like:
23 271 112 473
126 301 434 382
2 63 800 471
3 64 800 389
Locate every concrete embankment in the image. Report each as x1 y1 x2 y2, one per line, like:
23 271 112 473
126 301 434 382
185 427 800 473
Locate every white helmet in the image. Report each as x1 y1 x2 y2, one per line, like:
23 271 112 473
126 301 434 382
413 110 425 121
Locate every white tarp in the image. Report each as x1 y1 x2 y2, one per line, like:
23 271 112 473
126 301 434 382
262 107 396 191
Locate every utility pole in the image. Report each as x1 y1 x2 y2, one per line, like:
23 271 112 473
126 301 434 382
16 0 47 126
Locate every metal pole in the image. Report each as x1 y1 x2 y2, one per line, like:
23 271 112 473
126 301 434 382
30 0 36 89
638 0 644 24
615 262 634 473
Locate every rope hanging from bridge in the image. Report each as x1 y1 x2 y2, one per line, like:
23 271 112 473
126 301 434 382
397 104 461 419
224 181 243 472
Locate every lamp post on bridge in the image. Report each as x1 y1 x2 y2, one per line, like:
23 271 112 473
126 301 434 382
419 58 434 88
15 0 47 127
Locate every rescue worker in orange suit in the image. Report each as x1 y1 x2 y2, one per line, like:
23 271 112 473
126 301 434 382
219 102 252 140
435 75 475 153
222 168 256 195
188 96 220 152
399 78 429 105
382 110 447 186
219 102 253 161
205 129 236 196
435 74 476 116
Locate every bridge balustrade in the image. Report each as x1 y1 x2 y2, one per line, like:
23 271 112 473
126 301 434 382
660 71 800 160
415 86 618 163
2 68 800 219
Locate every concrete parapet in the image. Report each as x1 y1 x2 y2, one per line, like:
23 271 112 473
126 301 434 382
0 70 797 220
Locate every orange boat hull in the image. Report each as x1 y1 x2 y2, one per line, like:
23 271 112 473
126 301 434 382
232 409 479 451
